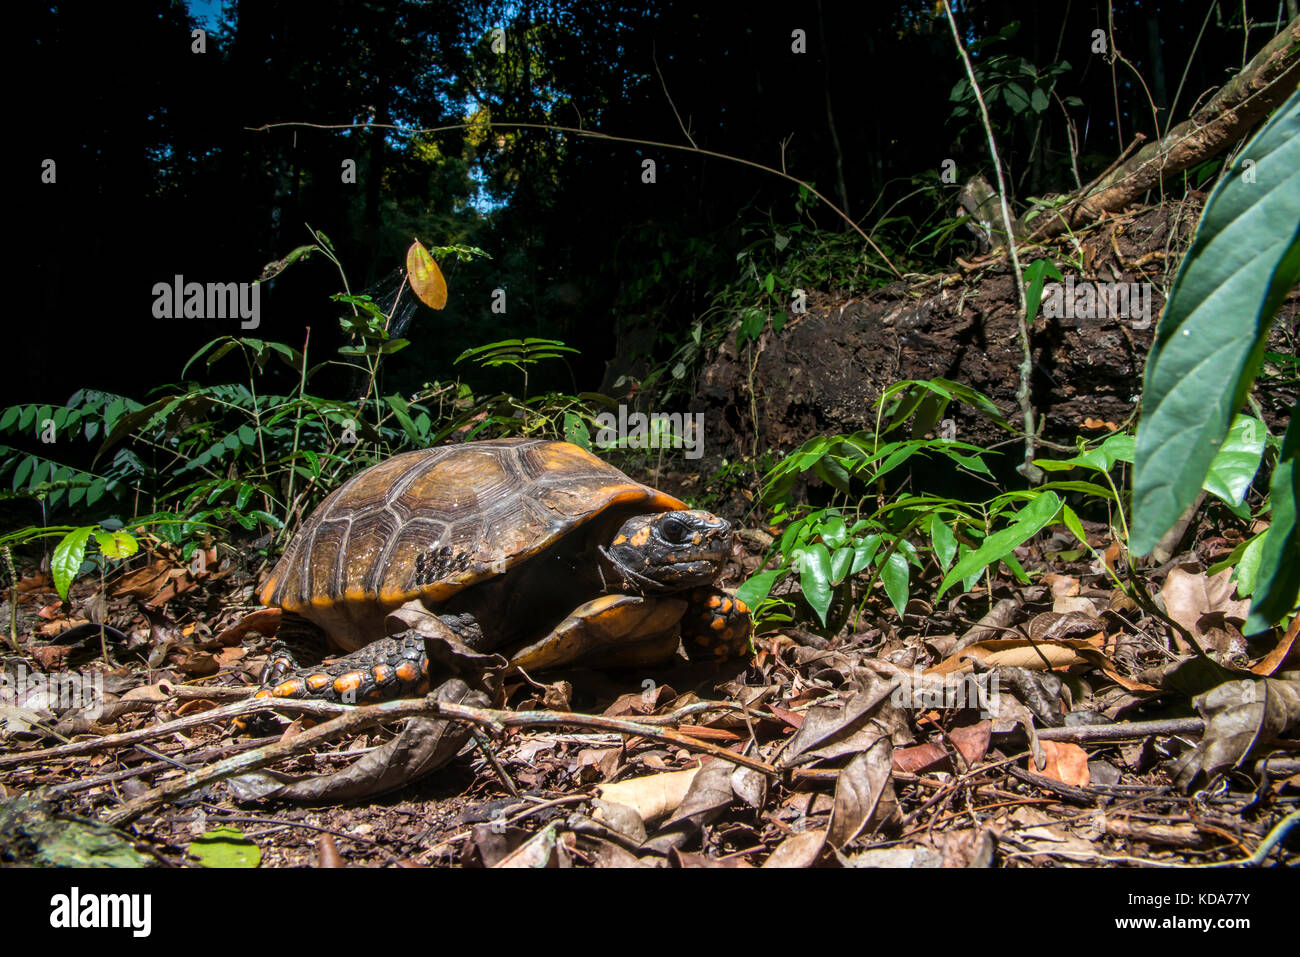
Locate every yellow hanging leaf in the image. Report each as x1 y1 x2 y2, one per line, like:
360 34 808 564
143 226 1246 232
406 239 448 310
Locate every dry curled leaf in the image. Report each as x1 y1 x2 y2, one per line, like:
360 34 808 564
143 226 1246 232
1160 565 1251 654
762 828 827 868
594 765 699 824
494 822 566 868
213 608 282 646
778 680 900 768
826 737 896 850
1175 677 1300 791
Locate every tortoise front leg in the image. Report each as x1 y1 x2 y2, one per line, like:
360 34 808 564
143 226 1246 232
680 587 752 661
506 595 686 673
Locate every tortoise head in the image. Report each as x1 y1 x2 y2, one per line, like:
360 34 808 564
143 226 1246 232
601 509 732 594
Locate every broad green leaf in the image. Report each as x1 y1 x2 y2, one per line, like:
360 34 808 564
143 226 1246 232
188 827 261 868
880 550 910 617
1202 415 1267 506
938 492 1061 597
736 569 783 610
182 337 237 376
830 545 854 584
265 341 305 373
1042 433 1135 474
92 530 139 560
86 478 107 507
563 412 591 449
1024 258 1063 324
797 544 834 626
1132 91 1300 553
945 449 995 477
1231 533 1265 598
235 482 257 511
13 455 35 491
819 516 848 549
1245 414 1298 634
93 394 181 464
1060 504 1089 547
929 513 958 569
52 527 93 602
1001 551 1030 583
812 456 852 494
248 510 284 529
850 534 881 576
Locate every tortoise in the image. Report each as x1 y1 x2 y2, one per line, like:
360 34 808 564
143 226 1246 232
253 437 751 704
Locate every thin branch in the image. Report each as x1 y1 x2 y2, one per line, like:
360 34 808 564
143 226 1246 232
652 42 696 149
31 694 770 826
248 119 903 279
942 1 1040 482
1035 717 1204 742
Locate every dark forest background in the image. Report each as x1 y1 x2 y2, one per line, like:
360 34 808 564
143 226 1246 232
17 0 1293 407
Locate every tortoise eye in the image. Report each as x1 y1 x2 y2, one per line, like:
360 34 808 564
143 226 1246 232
661 518 689 544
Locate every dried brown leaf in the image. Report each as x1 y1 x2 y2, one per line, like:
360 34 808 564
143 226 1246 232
1175 677 1300 790
494 822 560 868
778 679 899 768
590 799 648 844
1036 740 1091 787
594 765 699 824
826 737 896 850
1160 565 1251 652
761 828 827 868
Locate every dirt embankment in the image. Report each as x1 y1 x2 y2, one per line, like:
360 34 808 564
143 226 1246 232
691 199 1297 481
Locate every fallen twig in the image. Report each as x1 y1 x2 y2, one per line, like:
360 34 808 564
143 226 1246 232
89 695 776 826
1034 717 1204 742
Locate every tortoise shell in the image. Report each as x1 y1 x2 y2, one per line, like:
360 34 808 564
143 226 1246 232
259 438 686 624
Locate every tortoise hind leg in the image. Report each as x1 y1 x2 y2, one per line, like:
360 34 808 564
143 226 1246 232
248 601 497 706
253 634 432 704
249 605 450 705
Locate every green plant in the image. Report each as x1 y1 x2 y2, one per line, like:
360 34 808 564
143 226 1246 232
0 520 141 603
0 390 146 510
1131 89 1299 634
739 379 1038 633
948 29 1075 123
0 231 504 564
455 337 578 397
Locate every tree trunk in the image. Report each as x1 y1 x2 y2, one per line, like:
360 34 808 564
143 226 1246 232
1028 17 1298 243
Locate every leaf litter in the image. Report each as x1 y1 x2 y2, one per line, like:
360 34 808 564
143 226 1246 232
1 484 1297 869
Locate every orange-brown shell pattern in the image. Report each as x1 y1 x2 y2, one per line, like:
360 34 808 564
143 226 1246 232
259 438 687 614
